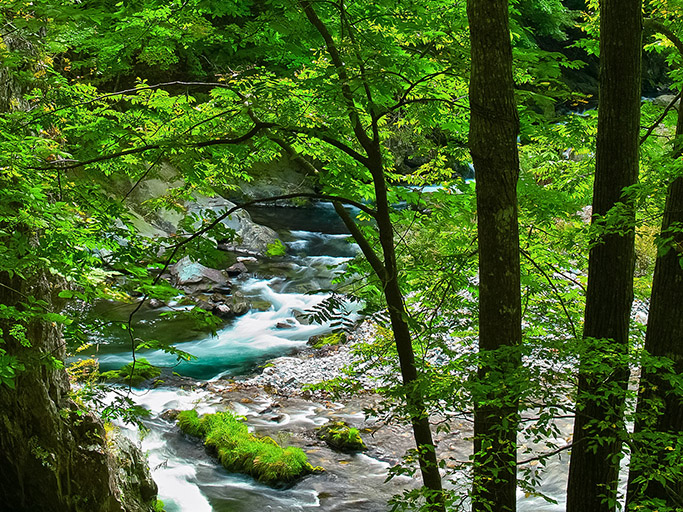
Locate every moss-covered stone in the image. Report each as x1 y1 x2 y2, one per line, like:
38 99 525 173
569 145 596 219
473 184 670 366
177 410 318 485
316 421 367 453
100 359 161 386
308 331 347 349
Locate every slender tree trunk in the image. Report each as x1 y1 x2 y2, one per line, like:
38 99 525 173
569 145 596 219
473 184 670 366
298 3 444 507
334 148 446 511
566 1 642 510
626 96 683 509
371 156 445 511
467 1 522 511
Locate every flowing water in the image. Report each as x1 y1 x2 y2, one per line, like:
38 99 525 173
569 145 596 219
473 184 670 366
87 203 418 511
85 202 589 511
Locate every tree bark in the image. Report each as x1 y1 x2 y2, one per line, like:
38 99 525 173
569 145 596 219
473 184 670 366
467 1 522 511
626 95 683 509
566 1 642 511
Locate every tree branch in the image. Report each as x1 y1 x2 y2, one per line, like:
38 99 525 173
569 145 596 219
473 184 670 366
24 80 235 125
29 122 274 171
333 201 387 281
299 0 374 153
644 18 683 57
640 90 681 146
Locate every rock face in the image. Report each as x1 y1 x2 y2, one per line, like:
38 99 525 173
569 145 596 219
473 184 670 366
0 272 158 512
169 256 230 294
122 165 281 256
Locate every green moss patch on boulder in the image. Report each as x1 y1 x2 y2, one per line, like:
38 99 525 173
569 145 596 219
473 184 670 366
177 410 319 485
307 331 347 349
316 421 367 452
100 359 161 386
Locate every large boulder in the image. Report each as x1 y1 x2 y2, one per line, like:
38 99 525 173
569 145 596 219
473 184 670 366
122 164 282 256
168 256 230 294
109 432 159 511
0 272 159 512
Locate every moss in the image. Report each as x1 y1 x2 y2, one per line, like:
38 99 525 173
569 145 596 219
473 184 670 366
177 410 203 438
316 421 367 452
265 239 287 257
177 410 317 485
311 331 347 349
100 358 161 386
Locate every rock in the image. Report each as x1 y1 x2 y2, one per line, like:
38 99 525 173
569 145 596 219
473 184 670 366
212 284 232 295
147 298 164 309
160 409 181 422
316 421 367 453
210 293 230 303
653 93 680 108
237 256 258 263
292 309 311 325
194 300 213 312
230 292 250 316
276 321 295 329
109 431 159 509
169 256 230 294
213 304 233 317
218 221 281 255
226 261 248 276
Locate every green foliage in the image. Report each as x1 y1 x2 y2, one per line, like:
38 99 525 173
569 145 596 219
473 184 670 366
310 331 346 349
265 239 287 257
2 0 683 507
100 358 161 386
177 409 316 485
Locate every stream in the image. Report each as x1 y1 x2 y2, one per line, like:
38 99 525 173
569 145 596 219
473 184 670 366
86 203 421 512
82 202 608 512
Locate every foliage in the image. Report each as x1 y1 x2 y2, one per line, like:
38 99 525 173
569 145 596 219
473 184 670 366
309 331 346 349
99 358 162 386
2 0 683 508
177 409 317 485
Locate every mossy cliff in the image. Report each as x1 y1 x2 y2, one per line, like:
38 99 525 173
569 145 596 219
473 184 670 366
0 272 158 512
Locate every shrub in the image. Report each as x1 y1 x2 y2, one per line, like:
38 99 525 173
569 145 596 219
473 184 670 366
100 358 161 386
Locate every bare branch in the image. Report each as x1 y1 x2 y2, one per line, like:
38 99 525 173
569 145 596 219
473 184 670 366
640 90 681 146
333 201 387 281
29 122 274 171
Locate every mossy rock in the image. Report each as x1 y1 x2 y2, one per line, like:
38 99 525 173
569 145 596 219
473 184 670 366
177 410 318 485
316 421 367 453
307 331 347 349
100 359 162 386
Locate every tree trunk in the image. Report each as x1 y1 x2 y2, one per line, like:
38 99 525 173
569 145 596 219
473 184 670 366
566 1 642 510
467 1 522 511
335 148 446 511
626 95 683 509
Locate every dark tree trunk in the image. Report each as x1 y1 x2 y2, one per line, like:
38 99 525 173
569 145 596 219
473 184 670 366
334 149 446 511
566 1 642 511
467 1 522 511
370 152 446 511
626 97 683 509
300 2 445 507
